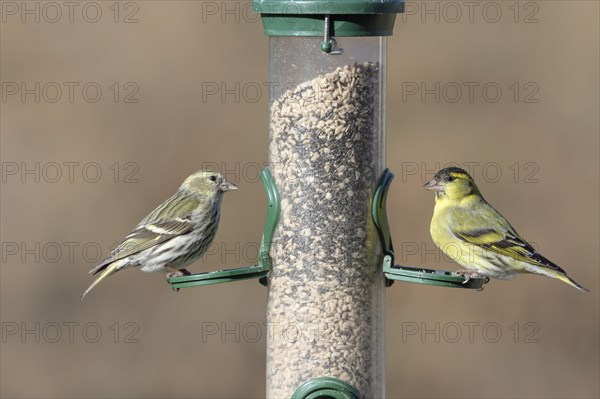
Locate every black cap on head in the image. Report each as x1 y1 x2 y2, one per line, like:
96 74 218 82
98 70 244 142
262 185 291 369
435 167 470 179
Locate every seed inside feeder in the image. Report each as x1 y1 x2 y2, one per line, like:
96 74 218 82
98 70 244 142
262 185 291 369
267 62 384 398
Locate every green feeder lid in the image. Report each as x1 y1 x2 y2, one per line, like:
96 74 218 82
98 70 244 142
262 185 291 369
253 0 404 37
292 377 361 399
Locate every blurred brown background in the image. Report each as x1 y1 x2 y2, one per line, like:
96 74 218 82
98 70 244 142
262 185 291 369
1 1 598 398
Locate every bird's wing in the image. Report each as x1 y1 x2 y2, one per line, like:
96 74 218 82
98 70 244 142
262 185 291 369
139 192 201 226
450 204 565 272
90 219 193 274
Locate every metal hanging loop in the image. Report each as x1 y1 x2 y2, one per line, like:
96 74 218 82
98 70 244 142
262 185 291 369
320 15 343 54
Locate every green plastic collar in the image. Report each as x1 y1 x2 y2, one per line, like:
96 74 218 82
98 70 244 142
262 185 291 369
253 0 404 36
292 377 361 399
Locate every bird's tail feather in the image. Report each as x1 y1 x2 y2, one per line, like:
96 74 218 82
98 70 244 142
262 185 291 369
554 273 589 292
539 268 589 292
89 261 110 275
81 263 118 299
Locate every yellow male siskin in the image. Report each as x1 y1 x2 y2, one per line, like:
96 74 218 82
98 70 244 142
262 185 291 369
81 170 238 299
425 167 587 292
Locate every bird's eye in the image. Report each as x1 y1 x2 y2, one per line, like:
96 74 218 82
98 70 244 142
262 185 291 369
446 176 455 182
209 175 217 182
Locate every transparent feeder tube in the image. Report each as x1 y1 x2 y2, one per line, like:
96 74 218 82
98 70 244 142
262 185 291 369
267 36 386 398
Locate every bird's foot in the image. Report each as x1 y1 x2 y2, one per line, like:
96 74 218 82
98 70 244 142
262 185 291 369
165 268 191 280
454 269 487 284
166 268 191 292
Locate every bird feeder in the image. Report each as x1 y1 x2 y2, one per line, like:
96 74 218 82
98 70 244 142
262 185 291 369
255 1 402 397
169 0 487 396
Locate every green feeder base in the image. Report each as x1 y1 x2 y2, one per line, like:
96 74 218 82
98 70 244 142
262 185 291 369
372 168 488 290
169 168 280 290
292 377 361 399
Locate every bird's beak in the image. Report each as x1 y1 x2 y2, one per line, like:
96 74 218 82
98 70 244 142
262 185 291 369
424 177 443 192
220 181 238 192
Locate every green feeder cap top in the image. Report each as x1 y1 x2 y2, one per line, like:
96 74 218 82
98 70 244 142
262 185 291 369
253 0 405 37
253 0 405 14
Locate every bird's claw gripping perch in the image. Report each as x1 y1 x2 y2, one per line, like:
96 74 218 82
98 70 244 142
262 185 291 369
454 269 486 285
166 268 191 292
